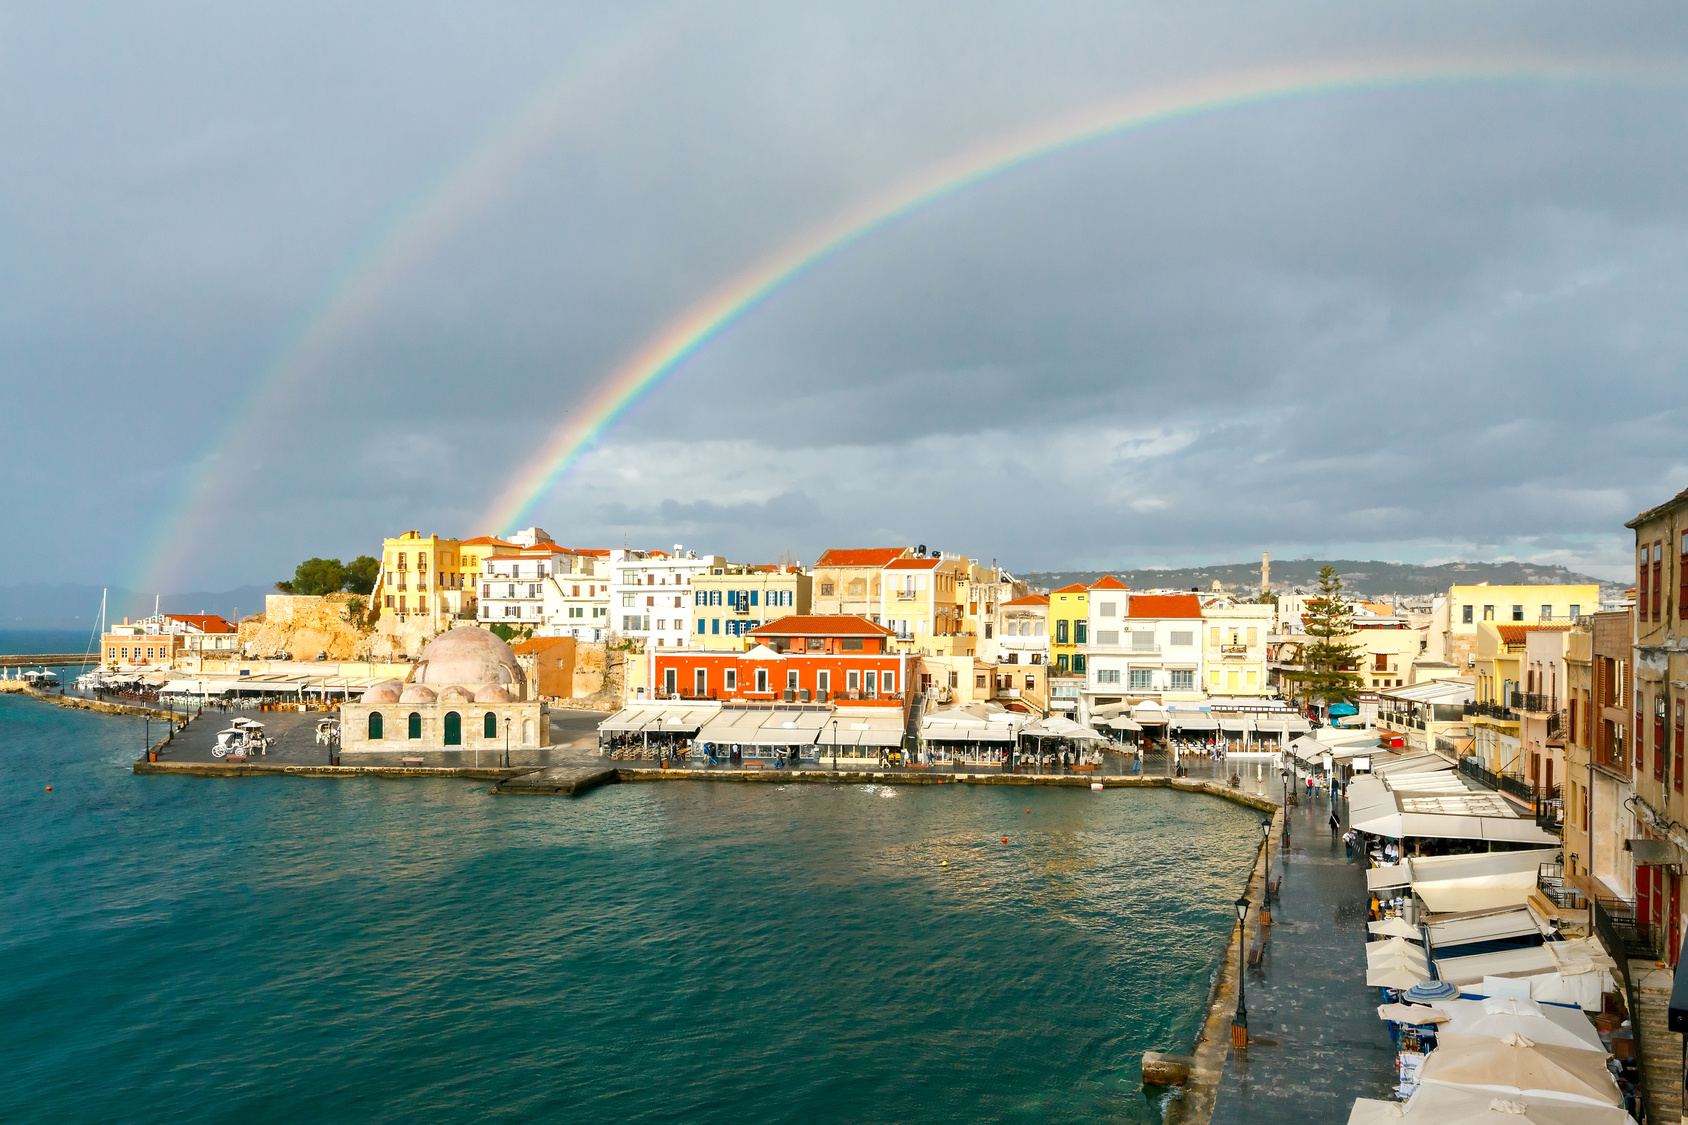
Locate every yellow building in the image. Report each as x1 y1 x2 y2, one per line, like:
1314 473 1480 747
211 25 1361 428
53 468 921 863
1049 584 1089 674
689 566 813 650
812 547 911 620
1469 620 1572 774
1201 601 1273 697
374 532 479 628
1435 583 1599 669
878 556 972 655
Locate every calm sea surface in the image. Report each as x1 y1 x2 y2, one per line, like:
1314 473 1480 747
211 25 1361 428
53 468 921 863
1 694 1262 1123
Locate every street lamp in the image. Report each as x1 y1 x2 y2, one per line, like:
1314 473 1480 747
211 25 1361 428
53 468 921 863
1260 819 1274 923
504 712 512 768
1232 893 1250 1048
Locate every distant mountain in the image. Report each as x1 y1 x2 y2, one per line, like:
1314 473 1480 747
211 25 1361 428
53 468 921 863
0 584 276 630
1019 559 1623 599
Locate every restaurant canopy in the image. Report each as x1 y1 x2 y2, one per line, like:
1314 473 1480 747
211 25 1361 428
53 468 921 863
1168 712 1218 732
1415 1032 1625 1108
1348 1086 1635 1125
1434 997 1606 1053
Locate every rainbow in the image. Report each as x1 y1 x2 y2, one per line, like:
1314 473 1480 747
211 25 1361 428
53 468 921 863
482 52 1682 533
132 9 677 594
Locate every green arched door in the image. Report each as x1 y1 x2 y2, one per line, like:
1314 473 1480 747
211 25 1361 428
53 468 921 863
368 712 383 740
444 711 462 745
484 712 498 738
408 712 422 739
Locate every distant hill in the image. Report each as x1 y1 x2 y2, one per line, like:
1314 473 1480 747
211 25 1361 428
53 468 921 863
0 584 276 631
1019 559 1623 599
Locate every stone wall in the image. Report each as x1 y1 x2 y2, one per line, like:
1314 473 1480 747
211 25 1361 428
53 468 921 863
236 593 378 662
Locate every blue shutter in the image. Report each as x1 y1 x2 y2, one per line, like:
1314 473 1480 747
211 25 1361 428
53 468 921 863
750 590 759 606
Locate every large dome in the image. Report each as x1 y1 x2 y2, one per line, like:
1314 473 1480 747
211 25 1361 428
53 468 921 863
411 627 525 692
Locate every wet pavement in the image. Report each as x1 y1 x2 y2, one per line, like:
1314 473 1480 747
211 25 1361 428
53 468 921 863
1210 769 1398 1124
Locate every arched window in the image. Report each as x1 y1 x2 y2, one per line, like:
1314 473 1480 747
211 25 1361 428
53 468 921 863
407 712 422 739
523 718 535 746
368 712 383 740
484 712 498 738
444 711 462 745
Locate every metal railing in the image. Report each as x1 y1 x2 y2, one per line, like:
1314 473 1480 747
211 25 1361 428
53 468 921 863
1457 755 1536 803
1463 700 1519 722
1511 691 1558 714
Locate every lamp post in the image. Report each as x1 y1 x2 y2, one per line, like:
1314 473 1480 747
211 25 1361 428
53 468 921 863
1260 819 1274 924
1231 893 1250 1048
831 719 838 771
503 712 511 768
1280 767 1292 849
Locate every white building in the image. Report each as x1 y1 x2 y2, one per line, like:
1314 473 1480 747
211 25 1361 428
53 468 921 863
478 544 593 628
996 593 1049 666
1080 584 1206 721
1200 600 1273 700
610 547 730 650
540 549 612 641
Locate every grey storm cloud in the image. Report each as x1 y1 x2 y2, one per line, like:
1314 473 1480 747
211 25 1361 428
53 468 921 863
4 1 1688 590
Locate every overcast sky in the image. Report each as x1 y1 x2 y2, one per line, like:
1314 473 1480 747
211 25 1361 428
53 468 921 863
6 2 1688 592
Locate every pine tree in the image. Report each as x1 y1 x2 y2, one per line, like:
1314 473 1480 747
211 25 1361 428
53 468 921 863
1298 565 1365 708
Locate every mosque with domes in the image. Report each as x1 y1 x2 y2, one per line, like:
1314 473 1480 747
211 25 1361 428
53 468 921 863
340 625 550 755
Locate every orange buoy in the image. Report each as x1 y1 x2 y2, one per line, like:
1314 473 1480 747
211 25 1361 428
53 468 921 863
1002 836 1008 843
45 786 52 791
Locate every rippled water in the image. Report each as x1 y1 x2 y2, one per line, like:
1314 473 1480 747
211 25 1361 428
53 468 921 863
2 696 1263 1123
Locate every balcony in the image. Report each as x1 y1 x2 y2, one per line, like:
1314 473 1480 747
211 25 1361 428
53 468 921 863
1219 644 1249 655
1463 700 1518 724
1510 692 1558 715
1127 644 1160 655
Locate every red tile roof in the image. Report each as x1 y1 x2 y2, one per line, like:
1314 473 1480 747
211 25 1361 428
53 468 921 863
815 547 909 567
747 615 895 637
166 614 236 633
1003 594 1050 607
460 536 518 548
1052 584 1090 594
884 557 943 571
1126 594 1203 619
1088 575 1131 590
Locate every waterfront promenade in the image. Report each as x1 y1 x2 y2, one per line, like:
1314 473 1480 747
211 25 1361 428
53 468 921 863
1210 779 1397 1124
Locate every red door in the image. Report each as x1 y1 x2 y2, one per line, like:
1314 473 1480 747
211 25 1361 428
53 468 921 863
1640 864 1656 927
1672 878 1683 966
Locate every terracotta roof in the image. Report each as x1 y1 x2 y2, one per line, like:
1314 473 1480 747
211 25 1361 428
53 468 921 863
1496 623 1574 643
747 615 895 637
520 544 578 555
165 614 235 633
1052 584 1090 594
460 536 517 547
884 557 943 571
563 548 612 557
1003 594 1050 607
1088 575 1131 590
815 547 909 567
1126 594 1203 619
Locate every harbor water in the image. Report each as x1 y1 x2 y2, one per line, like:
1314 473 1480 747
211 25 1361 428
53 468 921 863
2 688 1264 1123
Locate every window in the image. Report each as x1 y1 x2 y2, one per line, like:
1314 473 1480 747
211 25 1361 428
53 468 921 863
368 712 383 740
1099 602 1115 617
1462 604 1474 624
788 670 799 691
847 670 860 692
1096 668 1121 684
408 712 422 739
107 646 116 658
1131 630 1154 650
622 593 635 608
1511 605 1524 622
663 668 677 696
1128 668 1153 690
883 672 894 694
820 583 834 596
1171 670 1195 691
1096 630 1119 646
444 712 462 746
1540 605 1552 620
1171 630 1193 647
1483 605 1494 621
1374 653 1389 671
755 668 769 693
947 671 958 689
750 591 760 606
725 669 737 691
484 712 497 738
1075 622 1087 644
847 578 866 597
1057 654 1069 672
1246 628 1257 645
976 674 987 689
712 619 720 634
816 670 830 693
1072 655 1086 673
1056 620 1069 644
1570 604 1580 618
1024 675 1034 690
842 638 863 652
866 671 879 696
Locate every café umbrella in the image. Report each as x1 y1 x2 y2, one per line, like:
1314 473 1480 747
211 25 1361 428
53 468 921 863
1403 979 1460 1003
1416 1033 1625 1108
1348 1086 1636 1124
1366 962 1431 989
1368 917 1422 940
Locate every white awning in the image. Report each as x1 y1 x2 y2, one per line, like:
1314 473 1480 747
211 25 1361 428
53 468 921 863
1426 908 1552 950
1366 863 1412 891
599 706 663 733
1169 713 1218 731
1433 945 1560 986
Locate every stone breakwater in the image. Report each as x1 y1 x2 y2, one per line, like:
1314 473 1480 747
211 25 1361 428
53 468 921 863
5 683 183 720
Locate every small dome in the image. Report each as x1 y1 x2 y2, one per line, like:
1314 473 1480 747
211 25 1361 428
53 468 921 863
398 684 437 704
474 684 513 704
412 627 526 692
438 685 474 703
361 679 403 704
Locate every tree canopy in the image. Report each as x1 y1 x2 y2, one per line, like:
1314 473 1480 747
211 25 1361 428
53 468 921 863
275 555 380 596
1297 565 1365 708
